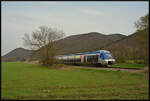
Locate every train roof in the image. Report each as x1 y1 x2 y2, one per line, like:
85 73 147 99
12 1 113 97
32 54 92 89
57 50 110 57
76 50 110 55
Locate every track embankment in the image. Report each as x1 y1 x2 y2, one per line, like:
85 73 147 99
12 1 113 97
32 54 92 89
69 65 144 73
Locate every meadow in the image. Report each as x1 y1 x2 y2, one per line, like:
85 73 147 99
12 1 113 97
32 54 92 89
1 62 149 100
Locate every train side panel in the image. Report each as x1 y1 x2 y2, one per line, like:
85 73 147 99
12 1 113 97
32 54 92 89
56 50 115 66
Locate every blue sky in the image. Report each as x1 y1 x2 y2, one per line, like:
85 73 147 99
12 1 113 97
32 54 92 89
2 1 149 56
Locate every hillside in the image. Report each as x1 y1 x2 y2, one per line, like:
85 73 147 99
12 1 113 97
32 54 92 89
56 32 126 54
2 48 33 61
102 28 148 62
102 32 138 49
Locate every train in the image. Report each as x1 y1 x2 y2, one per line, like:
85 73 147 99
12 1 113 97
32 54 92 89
55 50 115 66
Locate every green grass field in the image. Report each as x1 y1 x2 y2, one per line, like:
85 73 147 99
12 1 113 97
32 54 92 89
111 63 146 69
1 62 149 100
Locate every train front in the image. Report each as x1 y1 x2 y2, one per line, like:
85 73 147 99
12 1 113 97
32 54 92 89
100 51 115 66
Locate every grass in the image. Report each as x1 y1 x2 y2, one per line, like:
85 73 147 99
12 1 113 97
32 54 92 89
111 63 146 69
1 62 149 100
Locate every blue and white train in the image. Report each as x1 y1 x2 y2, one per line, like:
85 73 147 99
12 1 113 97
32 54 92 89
56 50 115 66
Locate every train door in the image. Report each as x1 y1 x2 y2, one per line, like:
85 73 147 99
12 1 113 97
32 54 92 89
83 56 86 64
99 53 106 64
98 54 103 64
80 55 83 64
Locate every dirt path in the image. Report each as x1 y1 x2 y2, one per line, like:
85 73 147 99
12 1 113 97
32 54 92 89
69 65 144 73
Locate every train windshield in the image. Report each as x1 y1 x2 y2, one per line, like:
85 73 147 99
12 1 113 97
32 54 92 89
105 52 113 59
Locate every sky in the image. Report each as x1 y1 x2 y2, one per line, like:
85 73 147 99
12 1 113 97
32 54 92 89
1 1 149 56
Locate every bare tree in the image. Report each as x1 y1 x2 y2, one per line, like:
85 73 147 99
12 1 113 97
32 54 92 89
23 25 65 66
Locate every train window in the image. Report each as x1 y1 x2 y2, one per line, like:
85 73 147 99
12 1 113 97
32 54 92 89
105 53 113 59
77 58 81 62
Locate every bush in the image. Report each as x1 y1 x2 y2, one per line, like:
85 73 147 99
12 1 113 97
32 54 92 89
126 60 135 64
39 56 59 66
135 60 145 64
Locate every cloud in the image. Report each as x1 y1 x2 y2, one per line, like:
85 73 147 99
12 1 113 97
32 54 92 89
80 8 102 16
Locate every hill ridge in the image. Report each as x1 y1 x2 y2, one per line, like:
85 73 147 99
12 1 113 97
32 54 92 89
2 32 127 61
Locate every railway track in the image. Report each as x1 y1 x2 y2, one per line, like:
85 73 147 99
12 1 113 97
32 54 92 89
69 65 143 73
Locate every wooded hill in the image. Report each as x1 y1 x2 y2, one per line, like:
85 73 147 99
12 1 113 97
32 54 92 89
2 48 33 61
56 32 126 54
102 28 149 63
